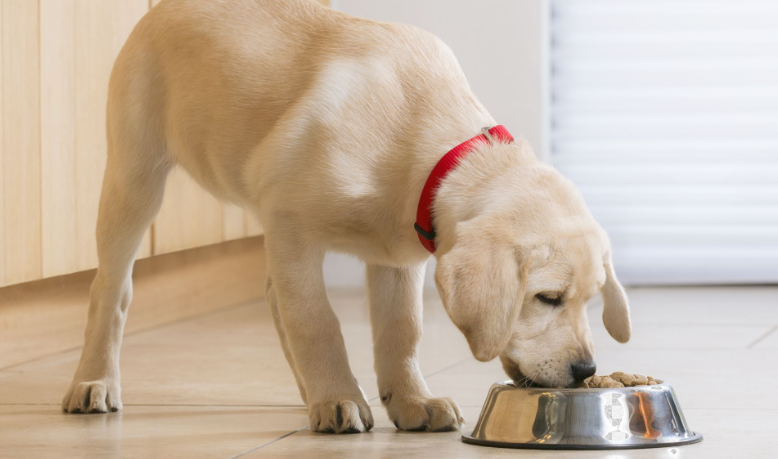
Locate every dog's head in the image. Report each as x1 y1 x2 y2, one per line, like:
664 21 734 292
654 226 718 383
433 141 630 388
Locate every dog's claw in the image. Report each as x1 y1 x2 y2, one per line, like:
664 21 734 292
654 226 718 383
309 400 373 434
386 396 463 432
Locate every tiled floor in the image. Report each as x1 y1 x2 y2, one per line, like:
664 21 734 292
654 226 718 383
1 286 776 458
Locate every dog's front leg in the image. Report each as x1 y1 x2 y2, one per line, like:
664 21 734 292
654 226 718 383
264 232 373 434
367 264 464 432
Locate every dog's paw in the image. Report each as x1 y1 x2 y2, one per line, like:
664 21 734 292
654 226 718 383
385 395 464 432
62 380 122 414
309 399 374 434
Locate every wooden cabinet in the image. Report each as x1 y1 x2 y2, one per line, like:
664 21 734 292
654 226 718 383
0 0 308 288
154 171 261 256
2 0 41 286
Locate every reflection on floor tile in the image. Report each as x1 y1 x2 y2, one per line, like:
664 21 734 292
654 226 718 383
0 304 303 406
0 405 308 459
249 406 777 459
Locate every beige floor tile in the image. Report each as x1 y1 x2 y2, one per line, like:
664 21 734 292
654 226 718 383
422 359 520 408
0 304 304 406
3 404 768 459
597 286 778 326
363 359 489 411
0 404 308 459
588 323 771 350
2 286 777 458
248 405 776 459
0 292 470 407
574 348 777 410
682 408 778 459
586 286 776 350
326 291 472 401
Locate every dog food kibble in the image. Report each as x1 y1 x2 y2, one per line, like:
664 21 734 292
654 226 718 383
582 372 663 388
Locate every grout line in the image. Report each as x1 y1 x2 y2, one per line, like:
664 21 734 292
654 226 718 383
0 403 307 408
227 426 309 459
592 322 773 328
746 324 778 350
4 404 778 413
0 300 258 373
121 403 306 408
0 403 63 406
423 357 475 379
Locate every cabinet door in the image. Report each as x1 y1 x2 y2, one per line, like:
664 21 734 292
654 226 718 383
2 0 41 287
41 0 76 279
1 0 278 288
153 171 226 255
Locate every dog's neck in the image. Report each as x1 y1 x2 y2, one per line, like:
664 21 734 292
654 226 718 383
422 138 538 257
412 126 514 253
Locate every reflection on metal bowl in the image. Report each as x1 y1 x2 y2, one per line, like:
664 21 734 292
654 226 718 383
462 380 702 450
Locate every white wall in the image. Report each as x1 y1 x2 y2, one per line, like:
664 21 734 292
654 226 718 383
324 0 548 288
332 0 549 157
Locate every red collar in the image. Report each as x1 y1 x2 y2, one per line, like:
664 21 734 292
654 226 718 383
414 125 514 253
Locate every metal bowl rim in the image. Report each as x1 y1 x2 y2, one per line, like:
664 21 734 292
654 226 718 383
495 379 674 392
461 432 703 450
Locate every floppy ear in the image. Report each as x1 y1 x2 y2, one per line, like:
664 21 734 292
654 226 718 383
601 252 631 343
434 223 525 362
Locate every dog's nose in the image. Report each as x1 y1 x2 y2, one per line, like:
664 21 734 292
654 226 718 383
571 361 597 382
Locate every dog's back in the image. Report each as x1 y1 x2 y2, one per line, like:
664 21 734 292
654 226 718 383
109 0 486 206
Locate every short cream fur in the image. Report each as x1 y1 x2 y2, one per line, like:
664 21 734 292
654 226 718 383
62 0 631 434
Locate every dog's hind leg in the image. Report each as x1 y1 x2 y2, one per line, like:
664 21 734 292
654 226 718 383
62 103 170 413
266 274 307 403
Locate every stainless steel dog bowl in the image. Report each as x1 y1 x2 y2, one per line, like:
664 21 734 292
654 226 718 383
463 381 702 450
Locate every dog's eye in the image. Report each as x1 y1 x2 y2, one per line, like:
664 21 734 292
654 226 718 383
536 293 563 307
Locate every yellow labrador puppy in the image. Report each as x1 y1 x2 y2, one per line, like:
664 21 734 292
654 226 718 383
62 0 631 434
